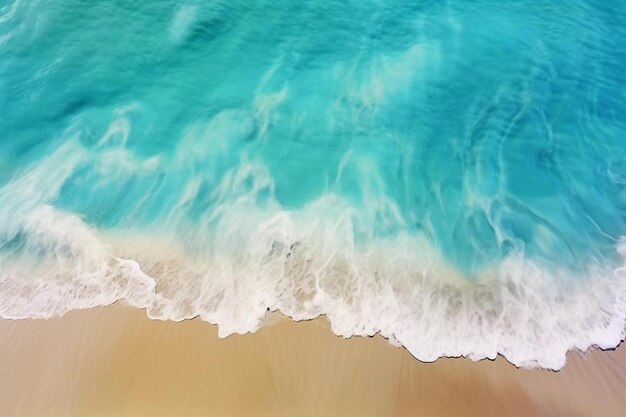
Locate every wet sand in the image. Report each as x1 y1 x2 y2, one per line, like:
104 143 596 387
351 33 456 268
0 305 624 417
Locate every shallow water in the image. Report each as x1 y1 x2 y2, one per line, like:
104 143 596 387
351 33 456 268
1 0 625 369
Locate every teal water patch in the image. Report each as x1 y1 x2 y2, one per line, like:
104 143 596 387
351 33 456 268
1 0 626 369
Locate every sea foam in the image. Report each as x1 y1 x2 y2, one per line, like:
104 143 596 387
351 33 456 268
1 140 625 370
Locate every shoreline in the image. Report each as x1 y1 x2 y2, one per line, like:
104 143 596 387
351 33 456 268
2 221 624 371
1 305 625 416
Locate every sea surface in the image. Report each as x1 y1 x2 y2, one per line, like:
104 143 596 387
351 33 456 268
1 0 625 369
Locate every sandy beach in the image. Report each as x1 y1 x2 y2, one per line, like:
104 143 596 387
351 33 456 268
0 305 624 417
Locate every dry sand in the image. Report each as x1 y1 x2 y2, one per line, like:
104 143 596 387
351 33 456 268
0 305 624 417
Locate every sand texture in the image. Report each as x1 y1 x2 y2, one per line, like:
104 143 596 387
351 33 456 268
0 305 624 417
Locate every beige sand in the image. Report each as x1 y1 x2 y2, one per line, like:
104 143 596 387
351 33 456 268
0 305 624 417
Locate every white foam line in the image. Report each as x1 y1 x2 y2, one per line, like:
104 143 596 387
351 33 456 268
2 202 624 370
1 139 625 370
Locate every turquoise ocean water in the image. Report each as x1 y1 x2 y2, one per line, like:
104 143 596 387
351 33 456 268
1 0 625 369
